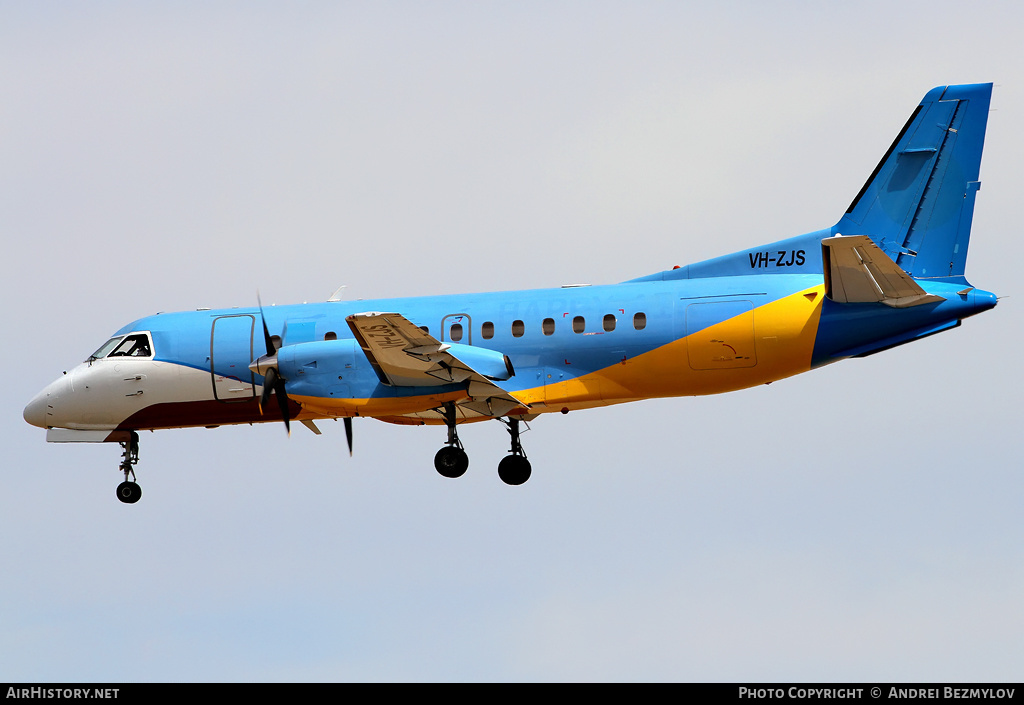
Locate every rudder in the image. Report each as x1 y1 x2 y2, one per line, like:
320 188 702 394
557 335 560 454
836 83 992 283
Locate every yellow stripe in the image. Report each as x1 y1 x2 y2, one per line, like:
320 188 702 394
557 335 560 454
296 285 825 419
537 284 826 407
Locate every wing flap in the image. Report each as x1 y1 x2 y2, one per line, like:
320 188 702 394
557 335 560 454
346 312 526 417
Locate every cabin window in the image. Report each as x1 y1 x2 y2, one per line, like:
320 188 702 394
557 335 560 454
450 323 464 342
572 316 585 334
512 320 525 337
633 312 647 330
603 314 616 332
107 333 152 358
481 321 494 340
542 318 555 336
324 331 337 341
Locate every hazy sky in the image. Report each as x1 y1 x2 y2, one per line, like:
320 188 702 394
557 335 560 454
3 1 1022 681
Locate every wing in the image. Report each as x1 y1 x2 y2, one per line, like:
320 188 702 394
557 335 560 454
346 312 527 418
822 235 944 308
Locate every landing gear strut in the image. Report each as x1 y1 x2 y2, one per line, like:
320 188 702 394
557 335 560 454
497 417 531 486
115 431 142 504
434 402 469 478
431 407 533 485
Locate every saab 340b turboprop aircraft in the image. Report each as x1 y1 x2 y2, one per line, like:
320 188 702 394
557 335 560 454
24 83 998 503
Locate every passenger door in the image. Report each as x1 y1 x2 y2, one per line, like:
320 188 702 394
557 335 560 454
210 315 257 401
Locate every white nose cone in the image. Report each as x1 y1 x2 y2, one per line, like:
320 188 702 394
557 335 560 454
24 374 72 429
23 391 48 428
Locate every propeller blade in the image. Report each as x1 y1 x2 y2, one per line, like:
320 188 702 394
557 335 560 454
257 294 276 357
256 292 290 434
259 367 277 414
344 417 353 456
275 376 291 435
258 362 291 434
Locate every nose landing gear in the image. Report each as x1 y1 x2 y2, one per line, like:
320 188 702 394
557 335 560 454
115 431 142 504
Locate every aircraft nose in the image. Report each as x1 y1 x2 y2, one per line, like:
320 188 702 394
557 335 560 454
24 373 72 429
23 391 49 428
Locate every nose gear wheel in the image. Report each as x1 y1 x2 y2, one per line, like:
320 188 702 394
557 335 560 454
115 431 142 504
116 480 142 504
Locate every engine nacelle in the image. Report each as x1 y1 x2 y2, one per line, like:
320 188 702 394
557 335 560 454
442 342 514 380
275 339 363 381
273 338 514 391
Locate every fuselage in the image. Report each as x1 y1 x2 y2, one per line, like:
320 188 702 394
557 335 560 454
21 82 1000 501
24 272 996 434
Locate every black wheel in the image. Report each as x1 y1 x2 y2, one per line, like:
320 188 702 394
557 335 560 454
434 446 469 478
498 455 532 486
116 481 142 504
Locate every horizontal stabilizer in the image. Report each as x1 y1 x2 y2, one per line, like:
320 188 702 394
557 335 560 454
821 235 943 308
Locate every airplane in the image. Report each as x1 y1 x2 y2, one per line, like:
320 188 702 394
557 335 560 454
24 82 998 503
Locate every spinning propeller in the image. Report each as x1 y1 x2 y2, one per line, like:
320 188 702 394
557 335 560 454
249 297 292 434
248 296 355 455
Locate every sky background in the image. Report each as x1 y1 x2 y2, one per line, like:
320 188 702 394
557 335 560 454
2 1 1022 682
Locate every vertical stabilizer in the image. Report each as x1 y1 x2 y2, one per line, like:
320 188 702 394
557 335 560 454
835 83 992 283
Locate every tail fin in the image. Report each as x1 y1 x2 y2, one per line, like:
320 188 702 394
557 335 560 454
836 83 992 284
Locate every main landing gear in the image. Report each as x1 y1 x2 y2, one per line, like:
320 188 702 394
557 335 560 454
431 405 532 485
434 402 469 478
497 417 531 486
115 431 142 504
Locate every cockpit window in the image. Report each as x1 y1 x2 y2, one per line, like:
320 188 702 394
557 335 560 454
109 334 152 357
88 336 125 361
88 333 153 361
